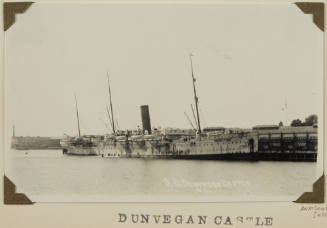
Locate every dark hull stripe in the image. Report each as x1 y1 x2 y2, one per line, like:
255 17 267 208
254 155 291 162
101 152 317 162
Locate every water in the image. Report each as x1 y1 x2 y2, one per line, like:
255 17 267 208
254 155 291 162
5 149 318 202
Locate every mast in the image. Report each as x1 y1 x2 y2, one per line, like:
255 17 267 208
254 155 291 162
189 53 201 134
285 99 288 126
107 72 116 134
74 94 81 137
190 104 198 129
106 106 113 132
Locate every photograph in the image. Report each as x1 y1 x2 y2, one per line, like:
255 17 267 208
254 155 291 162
3 2 324 203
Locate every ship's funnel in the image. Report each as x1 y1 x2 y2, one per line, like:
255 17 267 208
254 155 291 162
140 105 151 134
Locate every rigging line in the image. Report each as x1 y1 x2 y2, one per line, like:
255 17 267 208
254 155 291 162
285 98 288 126
115 119 120 131
184 112 196 130
199 106 207 128
98 118 110 131
112 108 120 130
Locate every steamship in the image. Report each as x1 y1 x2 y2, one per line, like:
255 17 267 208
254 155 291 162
61 55 318 161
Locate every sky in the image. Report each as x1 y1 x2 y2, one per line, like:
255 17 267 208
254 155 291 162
4 3 323 137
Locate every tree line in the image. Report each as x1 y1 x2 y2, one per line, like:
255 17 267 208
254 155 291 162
290 114 317 127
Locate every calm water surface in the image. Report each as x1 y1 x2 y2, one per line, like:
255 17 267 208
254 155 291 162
6 149 318 202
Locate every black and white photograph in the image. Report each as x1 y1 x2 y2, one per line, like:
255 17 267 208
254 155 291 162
2 2 324 203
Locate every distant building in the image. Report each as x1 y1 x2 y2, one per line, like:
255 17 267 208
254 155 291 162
11 136 62 150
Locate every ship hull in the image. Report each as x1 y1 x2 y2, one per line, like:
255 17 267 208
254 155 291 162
100 152 316 162
63 146 97 156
